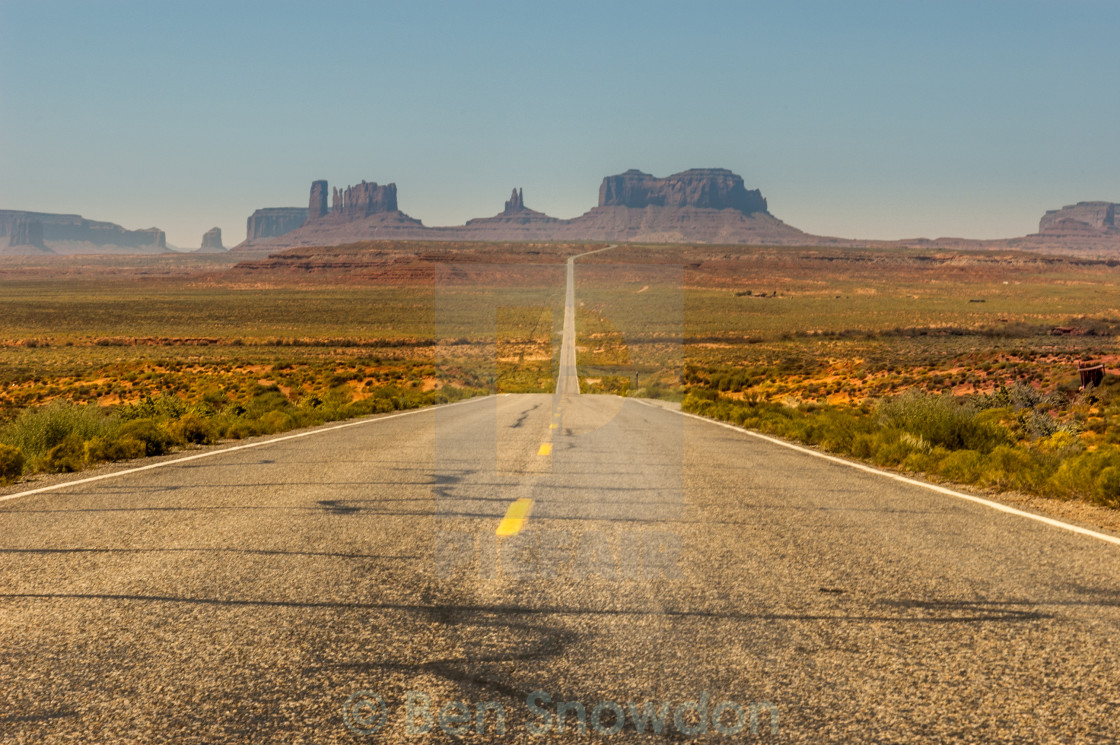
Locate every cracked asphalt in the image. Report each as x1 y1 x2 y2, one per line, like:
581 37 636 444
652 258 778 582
1 391 1119 743
2 246 1119 742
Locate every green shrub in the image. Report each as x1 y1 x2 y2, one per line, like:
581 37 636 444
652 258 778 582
1094 467 1120 508
201 389 230 409
901 448 945 474
0 401 109 461
45 435 85 473
119 394 187 422
118 419 174 457
245 387 291 419
980 446 1045 491
85 435 146 463
878 391 1007 452
975 382 1060 413
168 414 217 445
258 410 295 434
1034 430 1083 457
1046 447 1120 500
849 433 876 459
936 449 985 483
873 433 914 466
224 420 261 440
0 444 24 482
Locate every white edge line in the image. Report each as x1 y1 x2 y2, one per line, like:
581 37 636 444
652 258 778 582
562 245 617 397
632 398 1120 548
0 395 494 504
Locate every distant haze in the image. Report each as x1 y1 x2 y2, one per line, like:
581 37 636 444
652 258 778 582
1 1 1117 248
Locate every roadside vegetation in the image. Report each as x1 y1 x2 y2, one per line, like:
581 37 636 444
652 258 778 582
7 241 1120 513
0 381 485 480
682 380 1120 507
574 243 1120 510
0 270 560 484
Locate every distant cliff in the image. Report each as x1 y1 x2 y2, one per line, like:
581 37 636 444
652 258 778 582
244 182 402 244
598 168 768 213
308 181 329 221
1039 202 1118 235
233 168 815 251
972 200 1120 256
198 227 225 252
0 210 166 254
5 216 48 252
328 181 399 219
246 207 308 241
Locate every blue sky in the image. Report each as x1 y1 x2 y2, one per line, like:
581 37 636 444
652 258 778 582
1 0 1117 248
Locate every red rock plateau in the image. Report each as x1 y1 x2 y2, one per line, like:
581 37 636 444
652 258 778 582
234 169 834 252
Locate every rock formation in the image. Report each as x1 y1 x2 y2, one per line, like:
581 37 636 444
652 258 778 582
200 227 224 251
971 200 1120 257
328 181 398 219
10 217 45 249
308 180 329 221
505 188 525 213
1039 202 1118 235
233 169 819 251
246 207 308 241
462 188 561 233
560 168 805 245
0 210 166 254
233 178 422 250
598 168 768 214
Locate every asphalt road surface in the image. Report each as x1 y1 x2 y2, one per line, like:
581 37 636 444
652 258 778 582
2 251 1119 743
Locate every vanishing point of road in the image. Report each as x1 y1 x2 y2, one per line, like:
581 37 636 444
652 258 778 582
2 247 1119 743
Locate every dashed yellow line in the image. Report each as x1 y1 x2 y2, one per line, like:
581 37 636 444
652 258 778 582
496 498 534 536
538 443 552 456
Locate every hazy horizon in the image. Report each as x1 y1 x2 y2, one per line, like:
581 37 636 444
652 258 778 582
2 0 1117 248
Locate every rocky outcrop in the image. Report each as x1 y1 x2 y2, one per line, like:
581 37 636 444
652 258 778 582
0 216 51 255
235 178 420 251
463 188 561 233
308 180 329 221
559 168 808 244
1039 202 1118 235
234 169 825 252
505 188 525 213
10 217 45 248
0 210 166 254
559 204 810 244
330 181 398 218
973 200 1120 257
598 168 768 214
237 211 426 251
246 207 308 241
200 227 224 251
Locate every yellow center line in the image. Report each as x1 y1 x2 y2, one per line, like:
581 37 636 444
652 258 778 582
496 498 534 536
538 443 552 456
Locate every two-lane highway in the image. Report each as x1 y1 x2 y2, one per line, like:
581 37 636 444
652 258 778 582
2 250 1120 743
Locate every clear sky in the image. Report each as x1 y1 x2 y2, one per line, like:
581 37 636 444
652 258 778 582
1 0 1117 248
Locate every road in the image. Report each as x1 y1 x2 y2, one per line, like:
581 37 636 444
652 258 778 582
556 245 615 397
2 250 1120 743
